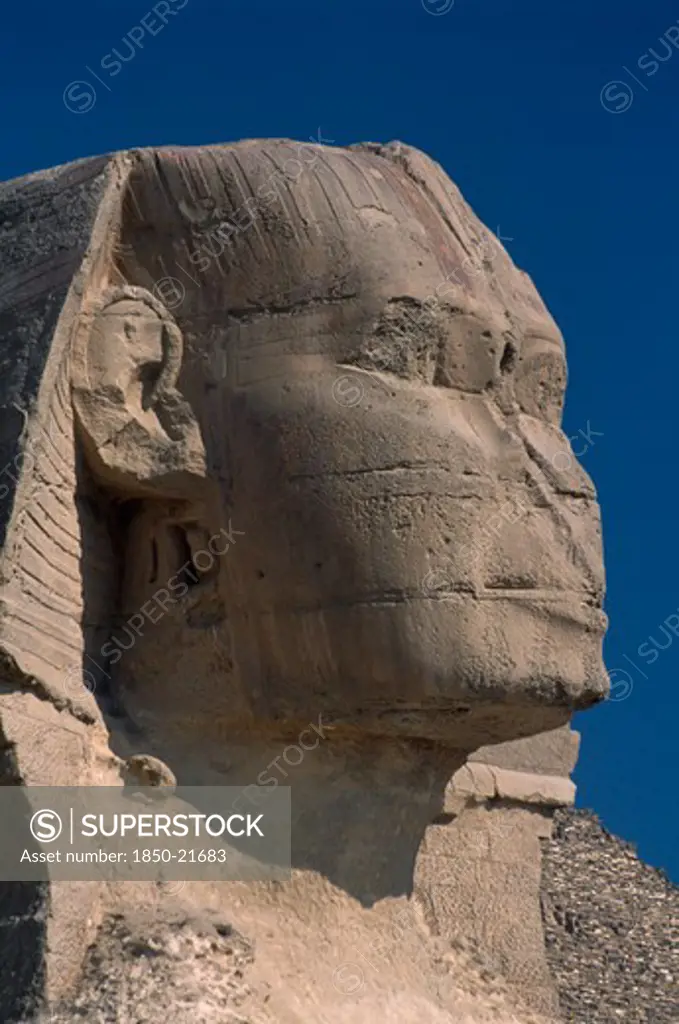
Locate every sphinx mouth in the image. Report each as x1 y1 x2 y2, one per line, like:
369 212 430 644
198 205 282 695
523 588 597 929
475 590 608 632
476 586 600 602
417 584 608 632
270 589 608 633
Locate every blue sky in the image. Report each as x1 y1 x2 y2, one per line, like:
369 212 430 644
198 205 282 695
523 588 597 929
2 0 678 880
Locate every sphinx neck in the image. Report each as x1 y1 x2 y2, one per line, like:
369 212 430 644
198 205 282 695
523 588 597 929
232 733 467 904
122 719 467 905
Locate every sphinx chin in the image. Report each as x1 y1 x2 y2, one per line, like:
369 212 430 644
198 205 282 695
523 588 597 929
344 666 609 747
223 588 608 747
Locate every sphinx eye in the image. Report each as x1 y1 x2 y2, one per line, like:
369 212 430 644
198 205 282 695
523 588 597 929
355 299 440 382
499 340 517 375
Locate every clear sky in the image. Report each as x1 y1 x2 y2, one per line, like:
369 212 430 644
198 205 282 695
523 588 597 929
1 0 677 881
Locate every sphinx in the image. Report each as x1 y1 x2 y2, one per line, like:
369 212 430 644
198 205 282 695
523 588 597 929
0 140 607 1023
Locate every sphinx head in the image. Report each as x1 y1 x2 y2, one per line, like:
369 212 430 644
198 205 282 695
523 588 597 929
72 141 607 751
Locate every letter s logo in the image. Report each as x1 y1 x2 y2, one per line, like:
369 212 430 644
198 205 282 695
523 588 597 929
62 81 97 114
29 809 63 843
600 81 633 114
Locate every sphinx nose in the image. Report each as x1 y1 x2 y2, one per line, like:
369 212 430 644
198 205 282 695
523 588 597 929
514 414 597 499
452 398 596 500
508 414 605 598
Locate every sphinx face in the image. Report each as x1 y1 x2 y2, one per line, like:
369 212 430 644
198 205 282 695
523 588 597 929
100 141 608 746
212 299 607 746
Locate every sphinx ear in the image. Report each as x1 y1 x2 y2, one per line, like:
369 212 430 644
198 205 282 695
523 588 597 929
71 286 208 498
72 285 180 402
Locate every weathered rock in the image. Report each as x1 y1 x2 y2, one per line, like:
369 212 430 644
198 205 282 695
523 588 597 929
0 139 612 1022
121 753 177 790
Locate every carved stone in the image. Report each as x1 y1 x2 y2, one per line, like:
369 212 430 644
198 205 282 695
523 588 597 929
0 140 608 1023
72 285 208 497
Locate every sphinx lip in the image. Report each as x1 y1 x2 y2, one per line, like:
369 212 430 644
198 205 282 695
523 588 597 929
476 590 608 632
265 591 607 632
477 587 599 601
569 607 609 633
